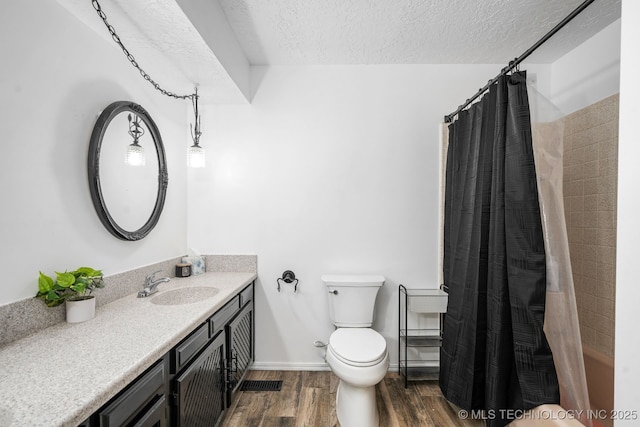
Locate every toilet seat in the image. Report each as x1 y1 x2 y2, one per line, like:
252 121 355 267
328 328 387 367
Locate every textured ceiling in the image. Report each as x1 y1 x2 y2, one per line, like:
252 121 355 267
57 0 621 104
218 0 621 64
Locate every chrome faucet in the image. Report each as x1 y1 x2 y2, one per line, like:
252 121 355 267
137 270 170 298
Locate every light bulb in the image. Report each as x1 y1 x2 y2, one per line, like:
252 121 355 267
125 142 145 166
188 144 205 168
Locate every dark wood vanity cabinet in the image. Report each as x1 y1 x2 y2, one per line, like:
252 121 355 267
172 284 254 426
86 282 254 427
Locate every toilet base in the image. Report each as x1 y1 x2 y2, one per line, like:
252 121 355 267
335 379 379 427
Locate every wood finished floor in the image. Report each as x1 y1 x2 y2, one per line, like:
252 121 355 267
221 370 484 427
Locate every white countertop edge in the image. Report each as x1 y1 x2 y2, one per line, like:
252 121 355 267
0 271 257 427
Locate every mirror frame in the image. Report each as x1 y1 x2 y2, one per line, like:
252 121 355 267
87 101 168 241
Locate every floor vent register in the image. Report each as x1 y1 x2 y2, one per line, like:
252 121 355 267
239 380 283 392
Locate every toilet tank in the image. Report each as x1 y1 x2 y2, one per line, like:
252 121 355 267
322 275 385 327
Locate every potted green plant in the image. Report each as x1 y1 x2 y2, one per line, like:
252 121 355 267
36 267 104 323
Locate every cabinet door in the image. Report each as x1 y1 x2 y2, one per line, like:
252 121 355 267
174 331 226 427
132 395 166 427
98 359 167 427
227 300 253 397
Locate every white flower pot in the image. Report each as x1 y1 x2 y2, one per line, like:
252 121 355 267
66 297 96 323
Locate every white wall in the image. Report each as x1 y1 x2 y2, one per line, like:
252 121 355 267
188 64 517 368
615 1 640 423
549 19 621 115
0 0 189 305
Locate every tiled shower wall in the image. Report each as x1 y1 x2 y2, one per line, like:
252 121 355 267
563 94 618 358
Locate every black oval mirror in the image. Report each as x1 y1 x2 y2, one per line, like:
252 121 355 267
88 101 168 241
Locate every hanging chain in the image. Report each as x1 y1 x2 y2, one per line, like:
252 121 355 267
190 88 202 145
91 0 195 101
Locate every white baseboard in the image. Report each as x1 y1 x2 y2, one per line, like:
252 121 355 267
251 361 331 371
250 362 402 372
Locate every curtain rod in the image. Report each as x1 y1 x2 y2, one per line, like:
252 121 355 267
443 0 596 123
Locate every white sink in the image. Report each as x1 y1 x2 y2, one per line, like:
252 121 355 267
150 287 219 306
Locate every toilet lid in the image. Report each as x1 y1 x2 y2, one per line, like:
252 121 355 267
329 329 387 366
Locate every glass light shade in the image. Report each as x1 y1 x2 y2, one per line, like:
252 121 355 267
125 142 146 166
188 144 205 168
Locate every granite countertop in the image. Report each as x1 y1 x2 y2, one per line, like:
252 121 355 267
0 271 257 427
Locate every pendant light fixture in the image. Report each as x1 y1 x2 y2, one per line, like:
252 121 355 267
92 0 205 168
125 113 146 166
187 88 205 168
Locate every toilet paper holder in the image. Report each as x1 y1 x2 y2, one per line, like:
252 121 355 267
277 270 298 292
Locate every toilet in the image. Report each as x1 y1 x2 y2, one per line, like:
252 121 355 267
322 274 389 427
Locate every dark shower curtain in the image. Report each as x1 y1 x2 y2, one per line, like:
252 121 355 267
440 71 560 427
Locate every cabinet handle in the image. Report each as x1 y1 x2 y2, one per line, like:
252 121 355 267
329 290 338 295
219 358 230 390
230 351 238 373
